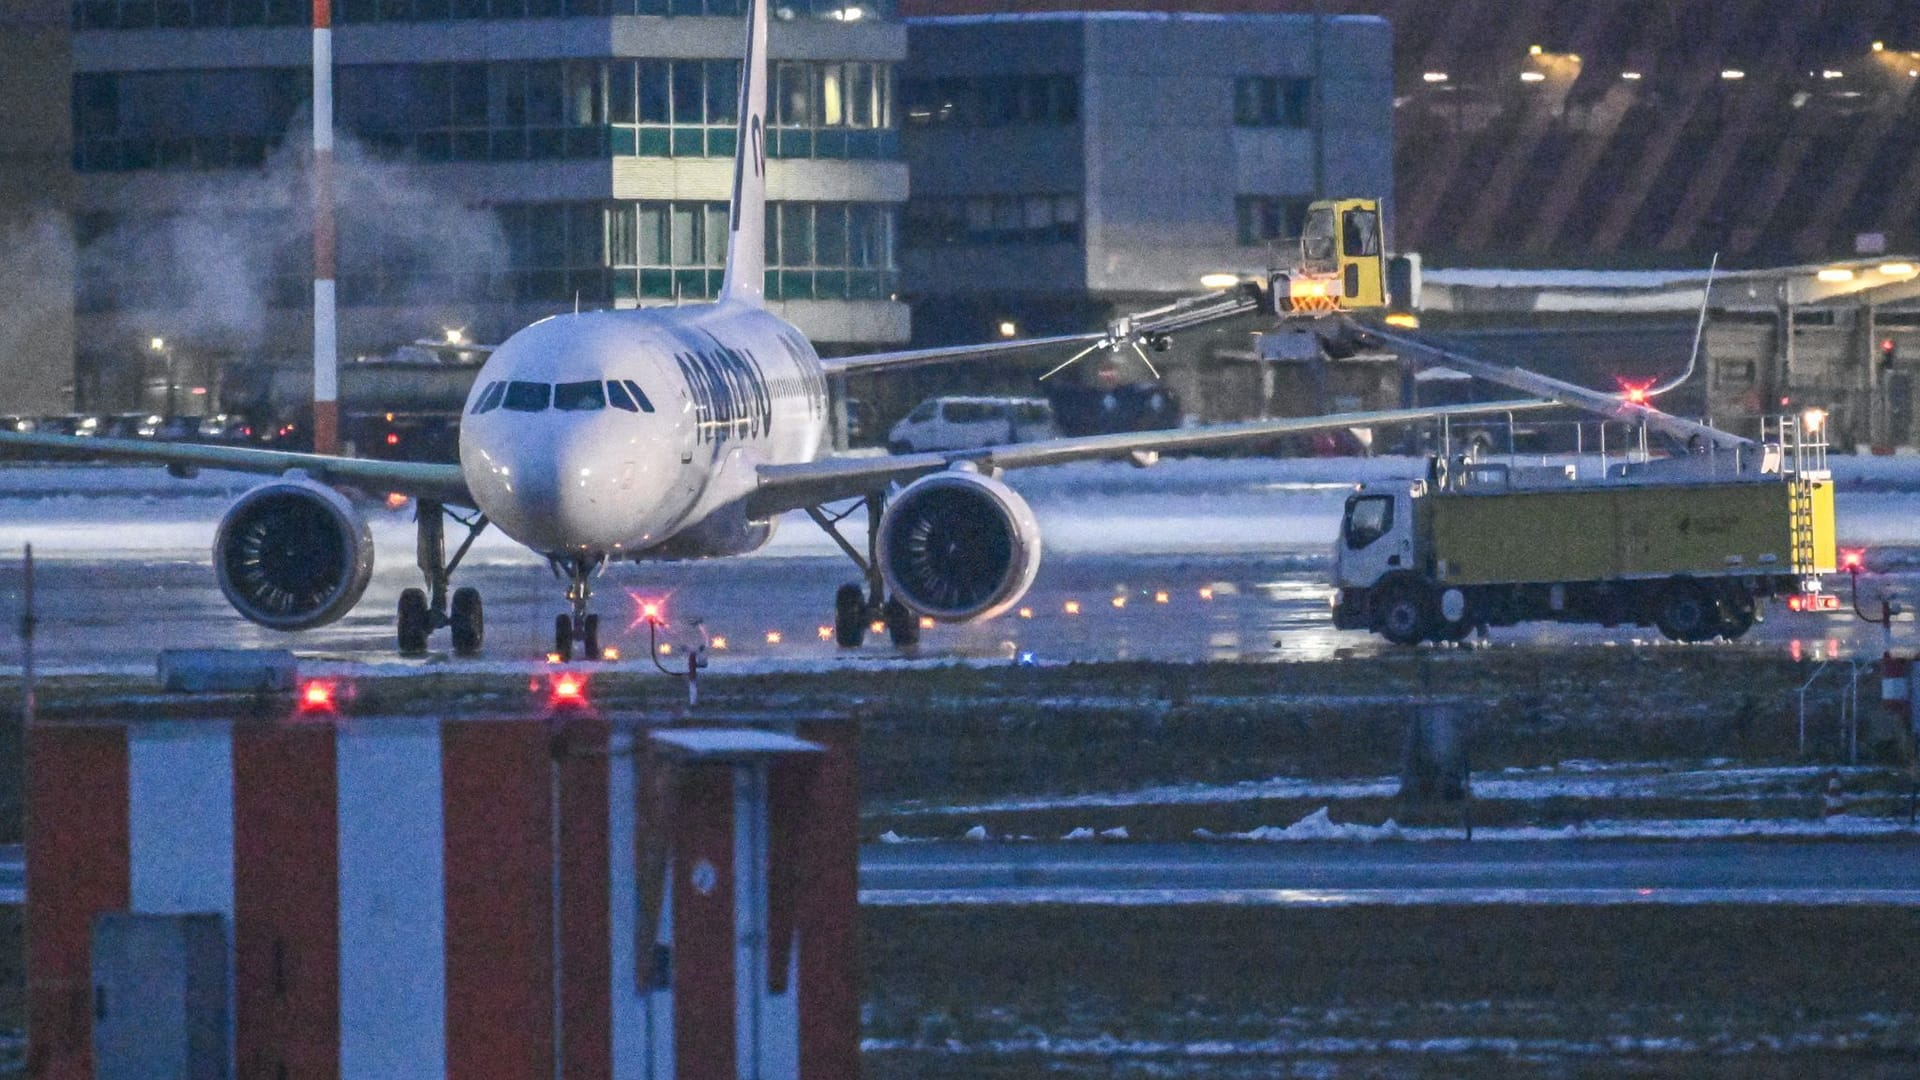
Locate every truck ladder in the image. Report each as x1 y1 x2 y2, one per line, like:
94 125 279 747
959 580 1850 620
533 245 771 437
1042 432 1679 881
1789 477 1820 576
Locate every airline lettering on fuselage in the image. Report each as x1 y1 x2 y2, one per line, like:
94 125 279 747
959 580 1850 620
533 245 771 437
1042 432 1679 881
676 340 773 444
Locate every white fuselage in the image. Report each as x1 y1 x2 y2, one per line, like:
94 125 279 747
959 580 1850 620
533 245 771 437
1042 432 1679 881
458 300 829 556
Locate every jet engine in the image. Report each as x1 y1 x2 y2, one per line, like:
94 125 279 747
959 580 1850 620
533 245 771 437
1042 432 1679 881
213 478 375 630
877 469 1042 622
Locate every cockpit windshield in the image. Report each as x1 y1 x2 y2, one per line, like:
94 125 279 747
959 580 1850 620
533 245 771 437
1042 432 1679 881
553 381 606 412
502 381 551 412
471 379 656 416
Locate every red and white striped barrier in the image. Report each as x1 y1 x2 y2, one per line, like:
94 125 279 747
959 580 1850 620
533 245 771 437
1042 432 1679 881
27 708 858 1080
1885 653 1913 731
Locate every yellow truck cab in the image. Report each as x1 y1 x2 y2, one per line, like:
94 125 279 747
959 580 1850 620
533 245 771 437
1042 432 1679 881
1330 418 1838 644
1272 198 1387 313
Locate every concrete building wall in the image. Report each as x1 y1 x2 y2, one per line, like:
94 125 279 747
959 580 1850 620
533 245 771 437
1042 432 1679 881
0 0 77 414
900 11 1392 346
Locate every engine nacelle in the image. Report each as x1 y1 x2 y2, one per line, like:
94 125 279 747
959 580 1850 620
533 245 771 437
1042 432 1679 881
214 479 375 631
878 469 1042 623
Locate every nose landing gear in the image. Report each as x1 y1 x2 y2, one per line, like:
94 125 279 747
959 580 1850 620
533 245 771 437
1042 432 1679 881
550 553 607 661
397 501 490 658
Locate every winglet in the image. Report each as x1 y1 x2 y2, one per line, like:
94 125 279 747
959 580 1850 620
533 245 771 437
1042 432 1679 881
719 0 769 305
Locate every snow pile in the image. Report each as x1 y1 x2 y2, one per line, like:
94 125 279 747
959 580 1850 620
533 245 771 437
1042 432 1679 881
962 825 990 842
1217 807 1405 843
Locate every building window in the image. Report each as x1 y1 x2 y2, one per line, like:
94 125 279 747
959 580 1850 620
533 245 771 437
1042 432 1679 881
71 68 305 172
903 194 1080 247
900 74 1078 127
1235 195 1312 245
75 0 895 27
498 200 897 303
75 61 893 171
768 61 895 159
1234 76 1312 128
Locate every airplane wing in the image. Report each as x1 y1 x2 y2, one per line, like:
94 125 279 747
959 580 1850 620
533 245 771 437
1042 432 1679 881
746 398 1560 517
0 430 474 506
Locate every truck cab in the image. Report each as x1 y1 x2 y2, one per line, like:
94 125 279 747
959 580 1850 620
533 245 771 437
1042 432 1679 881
1335 485 1417 594
1272 198 1387 313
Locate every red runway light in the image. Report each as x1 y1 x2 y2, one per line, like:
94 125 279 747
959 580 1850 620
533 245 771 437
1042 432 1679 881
549 672 588 705
1841 548 1866 570
298 679 336 712
385 432 401 446
627 591 670 630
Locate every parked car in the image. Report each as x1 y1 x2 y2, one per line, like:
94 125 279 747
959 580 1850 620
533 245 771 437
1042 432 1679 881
887 396 1058 454
104 413 164 439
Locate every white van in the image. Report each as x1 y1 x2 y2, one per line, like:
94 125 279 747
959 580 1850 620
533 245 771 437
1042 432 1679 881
887 396 1059 453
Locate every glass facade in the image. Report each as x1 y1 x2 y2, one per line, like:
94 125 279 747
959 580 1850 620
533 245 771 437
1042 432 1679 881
73 0 891 29
79 199 896 311
899 74 1076 127
71 68 304 171
506 199 899 302
903 194 1079 247
72 60 894 170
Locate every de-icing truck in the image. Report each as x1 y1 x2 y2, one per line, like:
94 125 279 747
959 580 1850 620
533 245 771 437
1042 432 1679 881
1330 418 1839 644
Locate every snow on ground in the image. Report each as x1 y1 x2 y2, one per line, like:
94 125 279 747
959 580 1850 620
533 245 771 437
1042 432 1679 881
3 452 1919 561
886 806 1920 847
886 760 1883 817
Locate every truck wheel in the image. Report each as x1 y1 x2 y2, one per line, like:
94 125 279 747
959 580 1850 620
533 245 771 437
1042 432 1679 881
1715 587 1757 640
1378 583 1436 646
1654 580 1716 643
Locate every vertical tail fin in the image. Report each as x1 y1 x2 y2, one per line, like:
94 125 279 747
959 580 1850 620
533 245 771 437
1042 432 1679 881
719 0 769 305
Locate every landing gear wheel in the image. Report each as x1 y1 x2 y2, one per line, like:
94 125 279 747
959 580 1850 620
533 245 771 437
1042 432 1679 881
449 587 483 657
583 613 602 660
883 597 921 648
834 584 868 648
1654 580 1716 643
554 613 574 662
397 588 431 657
1377 582 1436 646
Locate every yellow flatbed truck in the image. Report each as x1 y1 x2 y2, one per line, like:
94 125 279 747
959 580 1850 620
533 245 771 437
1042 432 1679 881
1330 422 1838 644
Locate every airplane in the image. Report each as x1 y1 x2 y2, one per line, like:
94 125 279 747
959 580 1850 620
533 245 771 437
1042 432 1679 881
0 0 1560 661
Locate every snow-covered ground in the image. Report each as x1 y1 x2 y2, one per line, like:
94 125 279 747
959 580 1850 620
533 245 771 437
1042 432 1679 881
2 452 1918 560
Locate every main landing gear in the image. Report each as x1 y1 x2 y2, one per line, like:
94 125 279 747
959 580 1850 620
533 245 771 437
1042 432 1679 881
397 500 490 658
549 553 606 661
807 493 923 649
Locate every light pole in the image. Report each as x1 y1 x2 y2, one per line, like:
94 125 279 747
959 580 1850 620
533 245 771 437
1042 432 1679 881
149 336 177 417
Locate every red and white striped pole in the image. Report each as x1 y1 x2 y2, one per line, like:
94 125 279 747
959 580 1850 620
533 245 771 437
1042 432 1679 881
311 0 339 455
